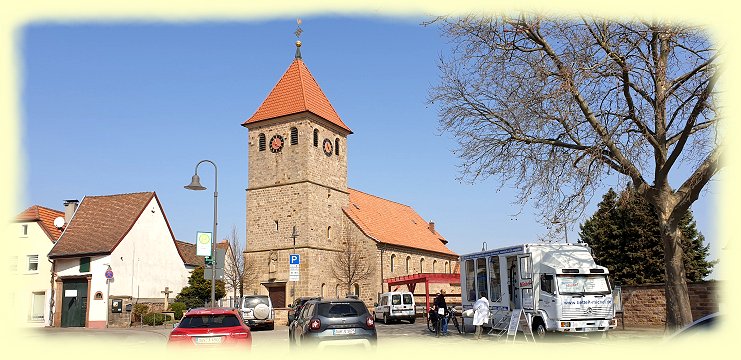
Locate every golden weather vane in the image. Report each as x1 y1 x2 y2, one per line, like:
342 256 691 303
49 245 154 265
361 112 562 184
294 18 303 59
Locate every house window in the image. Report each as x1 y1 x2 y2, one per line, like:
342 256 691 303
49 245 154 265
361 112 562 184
9 256 18 273
290 127 298 145
80 257 91 273
390 254 395 272
21 224 28 236
335 138 340 156
258 133 266 151
27 255 39 272
31 292 45 321
313 129 319 147
405 256 411 274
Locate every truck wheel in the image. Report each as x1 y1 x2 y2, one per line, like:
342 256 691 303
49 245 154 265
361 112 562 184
383 313 389 325
533 319 547 340
409 317 416 324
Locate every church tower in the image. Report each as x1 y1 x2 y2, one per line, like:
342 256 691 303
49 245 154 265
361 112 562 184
242 39 353 306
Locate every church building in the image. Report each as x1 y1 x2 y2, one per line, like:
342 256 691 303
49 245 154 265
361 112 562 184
242 40 459 309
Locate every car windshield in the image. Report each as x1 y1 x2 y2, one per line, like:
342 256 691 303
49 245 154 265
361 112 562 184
241 296 269 307
403 294 413 305
317 302 369 318
557 275 611 295
179 314 242 328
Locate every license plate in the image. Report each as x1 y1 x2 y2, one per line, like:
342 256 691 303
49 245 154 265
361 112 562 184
194 336 223 344
585 327 597 332
333 328 356 335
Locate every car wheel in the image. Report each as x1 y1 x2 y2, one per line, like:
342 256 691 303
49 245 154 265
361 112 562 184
267 323 275 330
383 313 389 325
533 319 547 340
410 317 416 324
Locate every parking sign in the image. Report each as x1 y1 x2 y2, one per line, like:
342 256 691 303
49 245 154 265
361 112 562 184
289 254 300 265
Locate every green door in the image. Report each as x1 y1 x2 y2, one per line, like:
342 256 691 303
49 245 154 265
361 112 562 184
61 279 88 327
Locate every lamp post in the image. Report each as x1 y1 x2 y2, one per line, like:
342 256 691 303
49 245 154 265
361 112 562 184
184 160 218 307
552 219 568 243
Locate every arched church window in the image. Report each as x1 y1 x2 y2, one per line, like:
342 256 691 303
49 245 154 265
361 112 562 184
259 133 266 151
420 258 425 273
321 283 326 297
432 260 437 273
406 256 411 274
335 284 340 297
291 127 298 145
335 138 340 156
390 254 395 272
327 226 331 241
445 261 450 273
313 129 319 147
353 283 360 297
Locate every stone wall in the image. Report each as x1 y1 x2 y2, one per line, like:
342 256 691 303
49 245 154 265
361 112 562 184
618 281 720 328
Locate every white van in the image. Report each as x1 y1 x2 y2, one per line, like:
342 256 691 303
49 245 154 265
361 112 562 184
239 295 275 330
374 291 416 324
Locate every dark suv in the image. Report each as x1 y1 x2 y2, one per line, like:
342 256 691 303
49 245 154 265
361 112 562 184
289 298 377 350
288 296 320 324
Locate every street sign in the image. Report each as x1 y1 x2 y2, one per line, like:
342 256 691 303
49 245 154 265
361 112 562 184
289 254 300 265
204 267 224 281
215 248 226 269
196 231 212 257
105 269 114 279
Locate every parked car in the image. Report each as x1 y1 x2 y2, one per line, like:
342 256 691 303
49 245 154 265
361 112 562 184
374 291 416 324
168 307 251 349
667 313 720 340
240 295 274 330
289 298 377 350
288 296 321 324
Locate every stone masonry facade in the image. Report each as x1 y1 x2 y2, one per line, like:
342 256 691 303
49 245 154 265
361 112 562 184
618 281 720 328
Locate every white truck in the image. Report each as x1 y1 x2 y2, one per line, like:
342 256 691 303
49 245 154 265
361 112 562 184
460 243 617 338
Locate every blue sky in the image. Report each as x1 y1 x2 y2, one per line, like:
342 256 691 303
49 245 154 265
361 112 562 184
19 16 719 277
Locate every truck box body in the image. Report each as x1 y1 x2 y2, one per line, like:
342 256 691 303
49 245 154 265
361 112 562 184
460 243 617 336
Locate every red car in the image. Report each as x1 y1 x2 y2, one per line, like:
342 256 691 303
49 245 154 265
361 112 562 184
168 307 252 349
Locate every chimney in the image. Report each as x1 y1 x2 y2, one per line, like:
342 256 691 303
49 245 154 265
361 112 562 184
428 221 435 233
63 199 79 224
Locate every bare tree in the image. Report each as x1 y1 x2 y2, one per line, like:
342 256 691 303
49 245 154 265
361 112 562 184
429 15 720 330
224 225 256 304
331 240 375 297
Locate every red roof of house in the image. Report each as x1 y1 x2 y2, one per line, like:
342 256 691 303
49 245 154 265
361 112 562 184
242 58 352 133
343 189 457 257
48 192 183 261
16 205 65 241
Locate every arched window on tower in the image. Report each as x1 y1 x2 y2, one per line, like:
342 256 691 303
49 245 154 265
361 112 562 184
432 260 437 273
321 283 326 297
353 283 360 297
406 256 411 274
445 261 450 273
313 129 319 147
335 138 340 156
258 133 266 151
420 258 425 273
335 284 340 297
390 254 395 273
327 226 331 241
290 127 298 145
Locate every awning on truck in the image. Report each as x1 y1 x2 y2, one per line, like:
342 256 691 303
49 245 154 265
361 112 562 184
383 273 460 316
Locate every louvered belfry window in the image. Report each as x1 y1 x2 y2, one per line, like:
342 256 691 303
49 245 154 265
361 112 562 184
313 129 319 147
290 127 298 145
335 138 340 155
259 133 266 151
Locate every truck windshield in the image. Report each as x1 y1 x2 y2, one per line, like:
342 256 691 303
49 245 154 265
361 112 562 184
556 275 610 295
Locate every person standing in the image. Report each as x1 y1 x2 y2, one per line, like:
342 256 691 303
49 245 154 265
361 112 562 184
433 290 449 335
473 291 490 340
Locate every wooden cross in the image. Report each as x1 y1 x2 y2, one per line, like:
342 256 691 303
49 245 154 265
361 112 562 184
161 286 173 307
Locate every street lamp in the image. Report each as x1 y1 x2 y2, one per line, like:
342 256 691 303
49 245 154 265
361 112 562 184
551 219 568 243
185 160 218 307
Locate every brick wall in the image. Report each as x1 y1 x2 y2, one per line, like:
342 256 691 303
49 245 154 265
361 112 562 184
619 281 720 328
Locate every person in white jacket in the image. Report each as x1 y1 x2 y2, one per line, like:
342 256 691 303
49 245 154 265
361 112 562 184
473 291 490 340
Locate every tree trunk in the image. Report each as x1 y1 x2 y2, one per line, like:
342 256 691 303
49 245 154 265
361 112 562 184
658 215 693 331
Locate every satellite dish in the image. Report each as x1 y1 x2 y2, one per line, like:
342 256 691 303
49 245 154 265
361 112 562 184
53 217 65 229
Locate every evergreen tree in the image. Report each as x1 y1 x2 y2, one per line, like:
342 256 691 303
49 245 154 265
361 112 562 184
579 187 715 285
174 266 226 308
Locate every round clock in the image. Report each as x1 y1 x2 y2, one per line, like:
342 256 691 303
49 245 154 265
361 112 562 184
323 138 333 156
270 134 284 153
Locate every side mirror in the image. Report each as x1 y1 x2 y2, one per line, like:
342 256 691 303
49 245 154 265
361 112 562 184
172 322 179 328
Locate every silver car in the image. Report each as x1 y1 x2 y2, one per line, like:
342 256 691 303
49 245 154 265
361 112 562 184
239 295 274 330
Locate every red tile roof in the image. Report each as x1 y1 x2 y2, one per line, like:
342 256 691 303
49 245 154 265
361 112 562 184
48 192 182 260
343 189 457 256
16 205 65 241
243 58 352 133
175 239 230 267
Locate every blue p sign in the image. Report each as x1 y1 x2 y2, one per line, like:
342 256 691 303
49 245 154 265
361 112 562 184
289 254 300 265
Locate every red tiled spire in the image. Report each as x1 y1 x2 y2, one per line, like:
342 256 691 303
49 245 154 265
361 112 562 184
243 58 352 134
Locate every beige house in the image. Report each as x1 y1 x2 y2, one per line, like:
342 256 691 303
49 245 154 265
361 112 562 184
242 44 459 310
12 205 66 327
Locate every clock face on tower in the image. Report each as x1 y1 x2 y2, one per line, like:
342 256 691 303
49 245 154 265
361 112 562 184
270 134 284 153
323 138 333 156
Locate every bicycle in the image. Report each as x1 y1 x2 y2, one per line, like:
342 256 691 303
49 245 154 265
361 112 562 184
427 306 461 335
